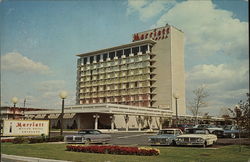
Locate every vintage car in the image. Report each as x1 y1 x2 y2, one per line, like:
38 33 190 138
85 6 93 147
177 124 194 132
148 128 183 145
213 125 249 138
64 129 111 144
176 128 217 147
193 124 223 134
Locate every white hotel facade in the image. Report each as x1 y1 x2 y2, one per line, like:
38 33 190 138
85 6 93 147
25 24 188 131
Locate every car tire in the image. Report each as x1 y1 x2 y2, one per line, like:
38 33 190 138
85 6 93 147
171 140 176 146
85 138 91 145
203 141 207 148
231 133 236 139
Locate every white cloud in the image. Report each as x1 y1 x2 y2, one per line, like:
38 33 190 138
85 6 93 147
187 62 248 86
1 52 52 74
127 0 176 21
38 80 66 92
34 80 75 109
153 0 248 59
186 62 249 116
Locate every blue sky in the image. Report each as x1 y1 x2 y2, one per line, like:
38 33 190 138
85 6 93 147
1 0 249 116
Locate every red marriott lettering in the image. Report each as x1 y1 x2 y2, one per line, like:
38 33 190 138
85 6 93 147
133 27 170 42
16 122 44 127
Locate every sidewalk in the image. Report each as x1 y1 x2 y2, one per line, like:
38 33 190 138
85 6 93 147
1 154 71 162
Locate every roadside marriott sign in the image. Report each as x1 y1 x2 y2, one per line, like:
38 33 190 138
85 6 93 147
3 120 49 136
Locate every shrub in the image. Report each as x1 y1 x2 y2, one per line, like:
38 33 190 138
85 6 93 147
66 145 160 156
28 137 45 143
13 137 29 144
45 136 64 142
1 139 14 143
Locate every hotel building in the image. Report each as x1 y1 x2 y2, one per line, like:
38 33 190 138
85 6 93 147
25 24 187 130
76 24 186 115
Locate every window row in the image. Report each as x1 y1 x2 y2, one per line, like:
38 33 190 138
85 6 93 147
79 88 153 97
79 75 154 85
79 94 151 100
79 99 152 107
80 68 153 80
79 61 153 73
77 44 153 65
79 82 153 92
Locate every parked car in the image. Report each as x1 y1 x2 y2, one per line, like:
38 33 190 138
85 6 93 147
213 125 249 138
64 129 111 144
176 128 217 147
148 128 183 146
177 124 194 132
193 124 223 134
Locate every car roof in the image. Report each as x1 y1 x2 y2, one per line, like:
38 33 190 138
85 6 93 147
186 128 209 130
161 128 181 131
78 129 101 132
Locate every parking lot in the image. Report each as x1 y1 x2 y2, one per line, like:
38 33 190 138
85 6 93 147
51 131 250 147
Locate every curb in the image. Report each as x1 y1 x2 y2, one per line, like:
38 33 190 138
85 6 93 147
1 154 72 162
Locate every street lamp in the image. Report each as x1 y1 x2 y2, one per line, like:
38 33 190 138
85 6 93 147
173 93 180 127
11 97 18 119
59 91 68 136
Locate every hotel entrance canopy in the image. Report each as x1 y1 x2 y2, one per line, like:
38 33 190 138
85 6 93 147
24 103 173 117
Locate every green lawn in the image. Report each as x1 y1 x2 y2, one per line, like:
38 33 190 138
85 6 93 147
1 143 250 162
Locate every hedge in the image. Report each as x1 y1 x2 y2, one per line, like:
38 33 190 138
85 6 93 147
1 136 64 144
66 145 160 156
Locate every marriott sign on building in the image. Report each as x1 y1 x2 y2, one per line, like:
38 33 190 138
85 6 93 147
25 24 186 131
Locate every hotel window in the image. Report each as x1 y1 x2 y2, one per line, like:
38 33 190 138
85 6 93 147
77 59 81 66
109 52 115 60
132 46 139 55
114 60 118 65
122 59 126 64
117 50 123 58
90 56 94 63
124 48 130 57
96 55 100 62
103 53 108 61
141 45 148 54
114 66 119 71
84 57 88 64
130 57 134 63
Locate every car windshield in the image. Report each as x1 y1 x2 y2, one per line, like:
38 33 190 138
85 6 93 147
158 130 174 135
186 129 207 134
78 130 89 134
197 125 208 128
207 125 216 128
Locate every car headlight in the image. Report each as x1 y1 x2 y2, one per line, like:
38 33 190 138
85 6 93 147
197 138 204 142
177 138 183 142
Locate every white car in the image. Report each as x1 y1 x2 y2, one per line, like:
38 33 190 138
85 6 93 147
176 128 217 147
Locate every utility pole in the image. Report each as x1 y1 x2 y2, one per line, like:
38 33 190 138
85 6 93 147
24 98 26 108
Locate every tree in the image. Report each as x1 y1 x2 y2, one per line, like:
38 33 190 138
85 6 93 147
188 85 209 125
228 93 250 137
